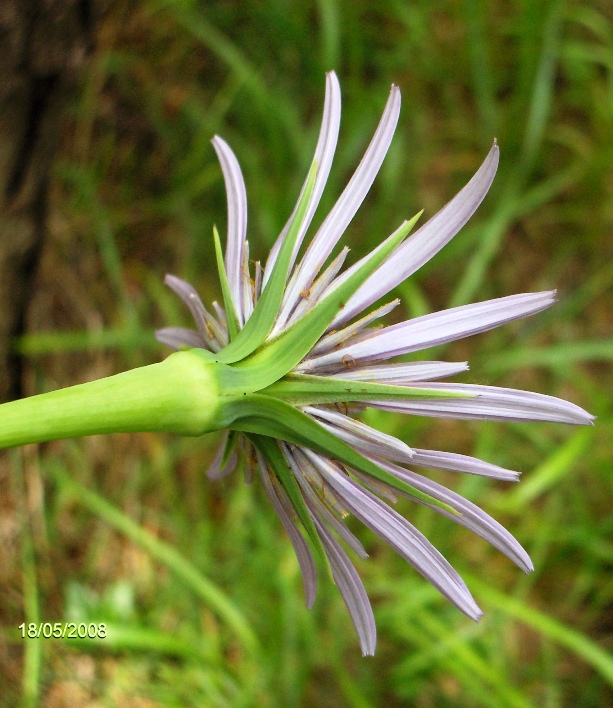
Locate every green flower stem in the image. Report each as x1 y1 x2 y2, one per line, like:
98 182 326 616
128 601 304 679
0 350 222 449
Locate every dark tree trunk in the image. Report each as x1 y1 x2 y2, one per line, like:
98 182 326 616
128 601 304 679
0 0 101 401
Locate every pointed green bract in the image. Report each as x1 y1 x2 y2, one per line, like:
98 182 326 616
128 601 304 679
213 225 240 341
213 162 319 364
220 212 422 392
221 430 238 467
249 434 330 572
219 393 457 514
262 374 473 405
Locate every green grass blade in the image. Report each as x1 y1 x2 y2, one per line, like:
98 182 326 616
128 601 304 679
11 451 42 708
467 574 613 686
502 428 594 509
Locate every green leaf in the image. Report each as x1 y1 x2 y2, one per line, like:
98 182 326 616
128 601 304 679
213 162 318 363
261 373 473 405
248 434 330 572
222 212 422 392
213 225 239 340
219 393 457 515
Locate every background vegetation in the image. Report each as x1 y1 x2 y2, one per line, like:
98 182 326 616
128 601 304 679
2 0 612 704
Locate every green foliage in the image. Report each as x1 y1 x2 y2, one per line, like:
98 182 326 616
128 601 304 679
3 0 612 705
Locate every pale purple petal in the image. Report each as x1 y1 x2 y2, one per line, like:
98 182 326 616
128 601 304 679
305 406 414 462
155 327 206 351
212 301 227 331
370 382 595 425
256 447 317 608
164 274 227 350
329 361 469 382
306 299 400 359
275 85 402 332
411 449 520 482
370 456 533 572
302 449 483 620
309 508 377 656
211 136 248 325
333 141 500 328
263 71 342 287
206 432 238 480
300 291 557 372
284 444 368 559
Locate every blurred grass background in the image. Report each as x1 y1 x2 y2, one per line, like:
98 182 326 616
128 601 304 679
2 0 613 705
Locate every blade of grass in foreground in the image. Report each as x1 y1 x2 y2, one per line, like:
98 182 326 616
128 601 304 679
11 451 42 708
50 462 259 653
466 573 613 686
14 328 157 356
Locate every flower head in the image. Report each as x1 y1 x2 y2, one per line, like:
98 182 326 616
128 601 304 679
155 72 594 655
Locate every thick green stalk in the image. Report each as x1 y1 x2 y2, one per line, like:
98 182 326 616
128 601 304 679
0 350 221 449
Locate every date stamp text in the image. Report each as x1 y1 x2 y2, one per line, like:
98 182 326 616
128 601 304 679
19 622 107 639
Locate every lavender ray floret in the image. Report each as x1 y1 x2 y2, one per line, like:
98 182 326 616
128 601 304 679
154 327 206 351
275 86 402 333
332 141 500 328
411 449 520 482
285 445 368 559
163 274 227 350
211 136 248 325
370 382 595 425
302 291 556 371
309 507 377 655
305 405 414 462
257 447 317 608
264 71 342 288
307 299 400 359
285 247 349 328
329 361 469 382
206 432 238 480
303 449 483 620
370 456 533 572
